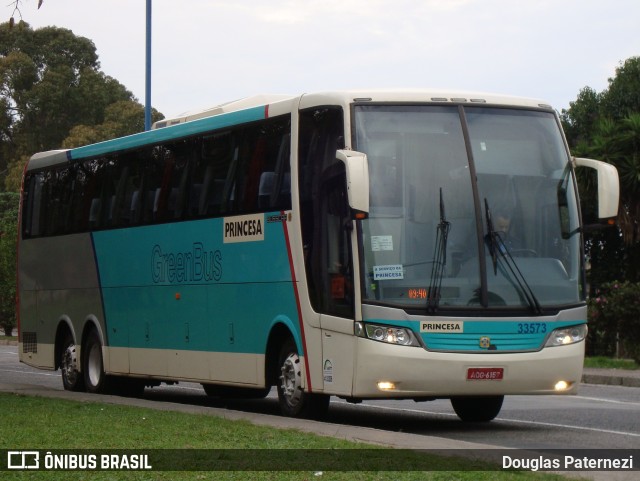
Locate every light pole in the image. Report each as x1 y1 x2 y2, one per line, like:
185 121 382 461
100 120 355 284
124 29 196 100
145 0 152 131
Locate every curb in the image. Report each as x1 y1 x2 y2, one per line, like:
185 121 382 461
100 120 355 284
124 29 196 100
581 371 640 388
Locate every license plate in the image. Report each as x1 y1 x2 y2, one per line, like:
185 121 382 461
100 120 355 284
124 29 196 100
467 367 504 380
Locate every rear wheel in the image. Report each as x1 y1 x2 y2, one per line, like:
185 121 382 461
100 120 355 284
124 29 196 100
450 395 504 422
82 329 109 394
276 338 329 419
60 332 84 392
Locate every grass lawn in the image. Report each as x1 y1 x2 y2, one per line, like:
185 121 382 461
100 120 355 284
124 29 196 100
584 356 639 370
0 393 578 481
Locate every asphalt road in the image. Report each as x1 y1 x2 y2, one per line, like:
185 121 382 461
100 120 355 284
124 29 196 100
2 344 639 452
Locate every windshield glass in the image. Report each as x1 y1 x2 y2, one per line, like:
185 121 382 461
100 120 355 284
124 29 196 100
355 105 582 311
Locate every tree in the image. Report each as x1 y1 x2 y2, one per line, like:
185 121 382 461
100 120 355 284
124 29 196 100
561 86 602 147
62 100 163 149
0 192 18 336
601 57 640 121
0 21 154 191
562 57 640 283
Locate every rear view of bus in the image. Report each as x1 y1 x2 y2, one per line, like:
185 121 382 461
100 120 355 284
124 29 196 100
17 90 619 423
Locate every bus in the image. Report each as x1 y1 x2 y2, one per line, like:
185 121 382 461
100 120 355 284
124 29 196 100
17 90 619 422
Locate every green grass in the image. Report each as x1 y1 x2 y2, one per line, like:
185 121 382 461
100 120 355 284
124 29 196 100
584 356 639 370
0 393 576 481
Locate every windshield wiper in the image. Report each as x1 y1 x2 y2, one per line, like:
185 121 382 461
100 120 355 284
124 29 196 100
484 199 499 275
484 199 542 315
427 189 450 312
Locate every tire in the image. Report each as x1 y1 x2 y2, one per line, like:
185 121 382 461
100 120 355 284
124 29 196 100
60 332 84 392
276 338 329 419
450 395 504 422
82 329 110 394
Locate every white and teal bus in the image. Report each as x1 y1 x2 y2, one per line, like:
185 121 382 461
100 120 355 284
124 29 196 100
18 90 619 422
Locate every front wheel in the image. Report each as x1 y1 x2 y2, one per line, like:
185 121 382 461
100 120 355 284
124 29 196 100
276 338 329 419
82 330 109 394
450 395 504 422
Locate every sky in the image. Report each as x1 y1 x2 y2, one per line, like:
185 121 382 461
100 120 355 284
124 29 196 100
4 0 640 119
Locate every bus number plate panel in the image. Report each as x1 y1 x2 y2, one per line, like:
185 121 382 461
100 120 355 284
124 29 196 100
467 367 504 380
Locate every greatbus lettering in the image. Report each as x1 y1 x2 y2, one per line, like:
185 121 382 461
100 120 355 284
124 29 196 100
151 243 222 284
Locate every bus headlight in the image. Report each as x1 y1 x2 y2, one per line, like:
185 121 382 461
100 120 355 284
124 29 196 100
545 324 588 347
355 322 420 346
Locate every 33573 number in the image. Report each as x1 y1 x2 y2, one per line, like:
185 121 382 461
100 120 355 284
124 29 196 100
517 322 547 334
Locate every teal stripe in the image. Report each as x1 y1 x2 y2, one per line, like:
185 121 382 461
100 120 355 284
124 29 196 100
69 106 266 160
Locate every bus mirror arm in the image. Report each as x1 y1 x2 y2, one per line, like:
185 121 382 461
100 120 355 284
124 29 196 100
573 157 619 219
336 150 369 219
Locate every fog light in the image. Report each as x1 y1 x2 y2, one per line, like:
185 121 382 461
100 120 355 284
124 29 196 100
554 380 570 391
377 381 396 391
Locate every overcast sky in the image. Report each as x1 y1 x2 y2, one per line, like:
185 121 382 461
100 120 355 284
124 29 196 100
5 0 640 119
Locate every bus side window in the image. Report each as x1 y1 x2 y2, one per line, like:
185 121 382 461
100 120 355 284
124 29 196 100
41 169 61 236
173 143 197 219
128 148 156 226
22 173 44 238
197 131 234 217
240 131 266 213
221 145 239 214
110 161 131 227
151 147 177 222
155 142 190 221
269 131 292 211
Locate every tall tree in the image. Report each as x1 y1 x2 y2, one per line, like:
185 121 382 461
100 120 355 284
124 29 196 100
562 57 640 282
62 100 163 149
0 192 18 335
561 86 602 147
601 57 640 121
0 21 153 191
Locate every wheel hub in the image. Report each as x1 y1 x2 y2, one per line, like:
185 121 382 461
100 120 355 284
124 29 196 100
280 352 303 407
62 344 79 384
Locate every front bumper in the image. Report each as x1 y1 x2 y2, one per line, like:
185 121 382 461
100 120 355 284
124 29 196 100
352 336 584 398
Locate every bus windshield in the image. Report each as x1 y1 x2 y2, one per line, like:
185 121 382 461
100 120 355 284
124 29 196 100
355 105 582 311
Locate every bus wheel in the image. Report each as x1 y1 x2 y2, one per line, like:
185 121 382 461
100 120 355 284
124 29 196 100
276 338 329 419
450 395 504 422
60 333 84 392
82 330 109 394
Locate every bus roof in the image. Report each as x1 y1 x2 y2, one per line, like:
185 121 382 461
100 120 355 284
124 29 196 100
151 94 295 129
298 89 552 111
25 89 554 172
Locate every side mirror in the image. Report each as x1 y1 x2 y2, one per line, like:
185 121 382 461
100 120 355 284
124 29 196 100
573 157 619 219
336 150 369 218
